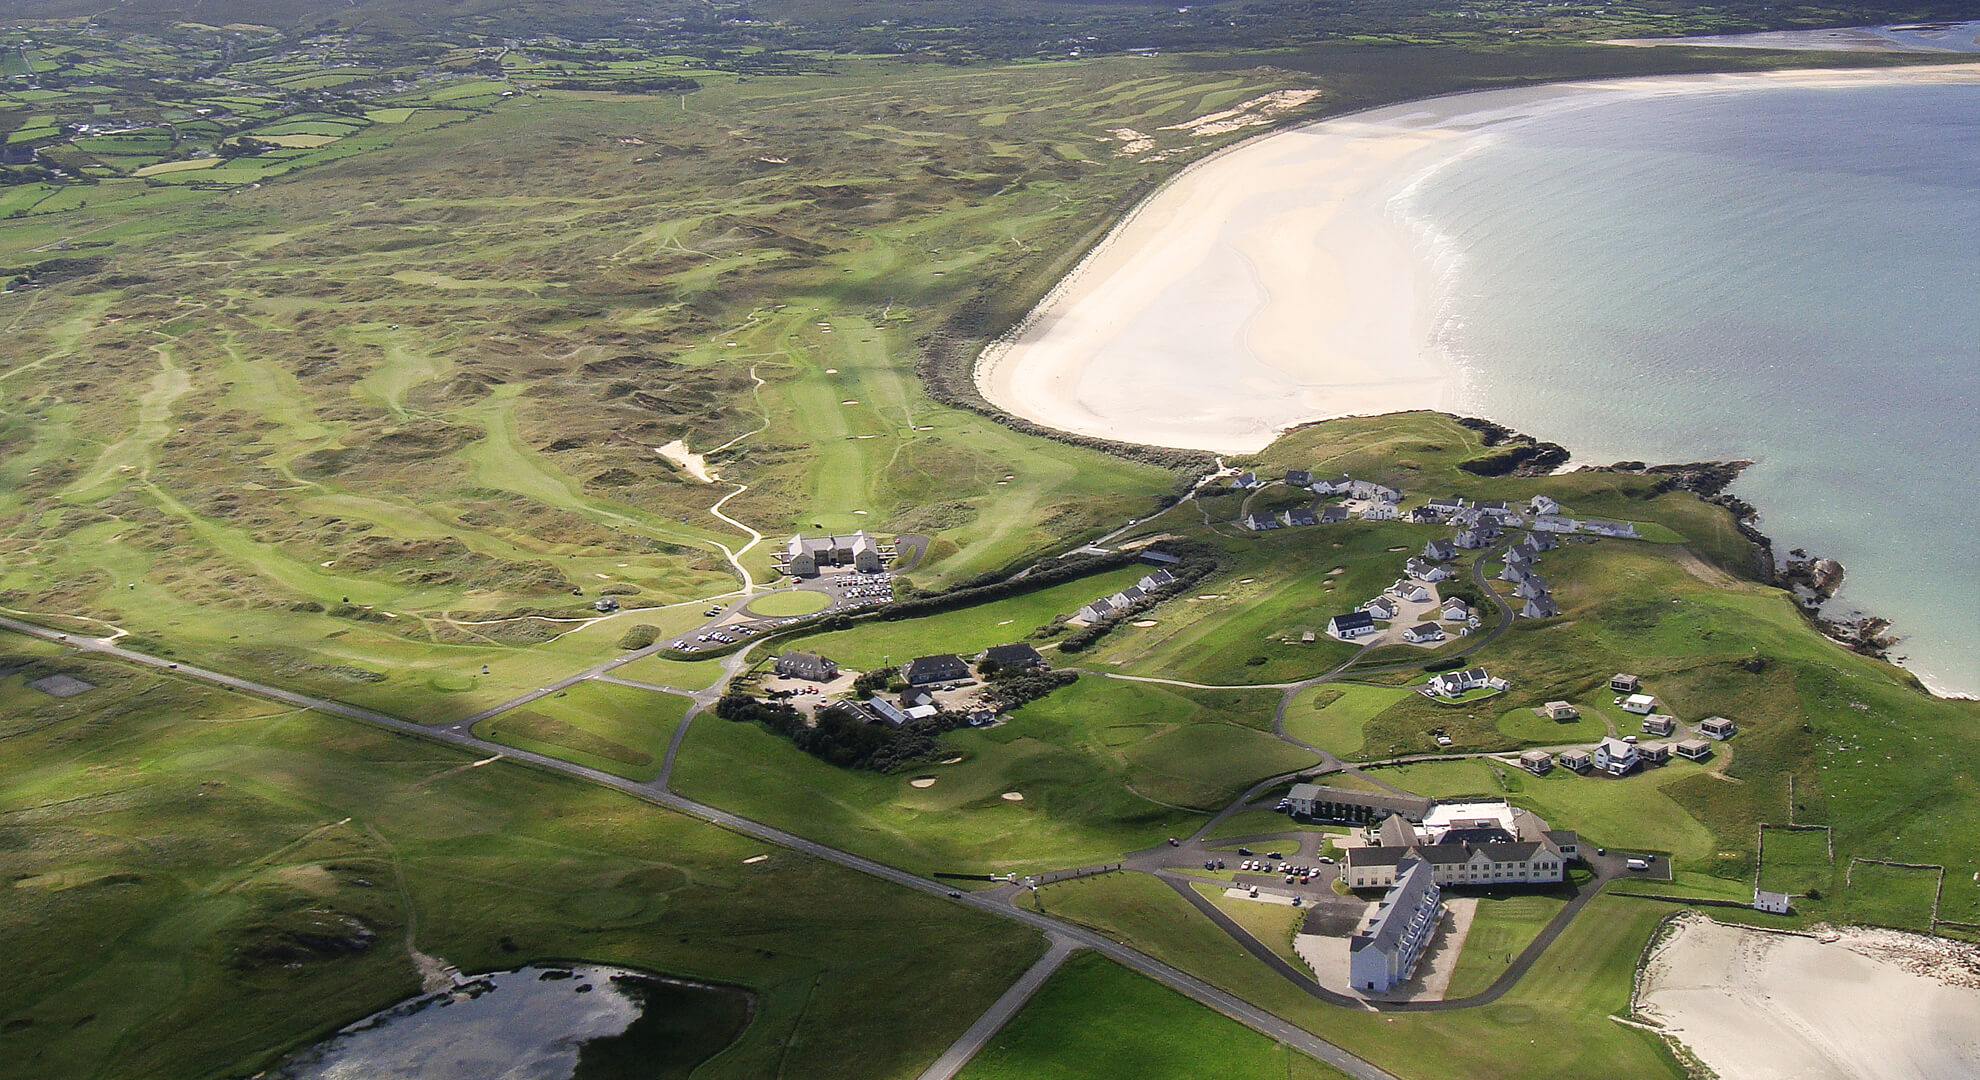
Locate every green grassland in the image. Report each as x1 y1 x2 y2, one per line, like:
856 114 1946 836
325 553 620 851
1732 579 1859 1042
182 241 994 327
958 952 1353 1080
1282 684 1417 757
672 674 1306 875
1031 873 1685 1080
0 637 1042 1080
779 563 1154 669
1445 893 1568 998
475 678 685 779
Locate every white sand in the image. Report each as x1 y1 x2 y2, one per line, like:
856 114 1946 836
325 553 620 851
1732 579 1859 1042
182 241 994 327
976 64 1980 454
1000 791 1024 801
1636 916 1980 1080
909 777 937 788
655 439 715 483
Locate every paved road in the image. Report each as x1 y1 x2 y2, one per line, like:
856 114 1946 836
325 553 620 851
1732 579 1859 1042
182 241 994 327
0 614 1399 1080
915 933 1080 1080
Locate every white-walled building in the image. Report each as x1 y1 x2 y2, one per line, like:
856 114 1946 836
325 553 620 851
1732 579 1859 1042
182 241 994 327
1349 857 1441 994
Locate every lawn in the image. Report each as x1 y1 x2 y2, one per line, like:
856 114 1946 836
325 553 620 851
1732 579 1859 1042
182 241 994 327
778 564 1153 670
1756 825 1833 895
1443 893 1566 998
1281 684 1416 757
743 587 833 617
958 952 1353 1080
1033 872 1689 1080
0 641 1043 1080
1196 883 1306 967
670 674 1310 874
475 678 685 780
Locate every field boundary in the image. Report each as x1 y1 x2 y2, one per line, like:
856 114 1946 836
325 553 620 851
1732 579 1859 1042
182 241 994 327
1753 821 1832 893
1845 857 1947 927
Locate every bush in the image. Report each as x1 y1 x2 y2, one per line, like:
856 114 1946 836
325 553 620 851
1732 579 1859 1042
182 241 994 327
616 624 660 650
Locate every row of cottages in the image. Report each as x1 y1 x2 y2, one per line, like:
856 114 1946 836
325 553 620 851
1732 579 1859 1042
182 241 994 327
1530 514 1642 539
904 653 971 686
1074 569 1179 623
1424 667 1508 699
1495 533 1563 619
1273 505 1355 528
1308 474 1402 503
773 651 840 682
1348 857 1441 993
777 532 888 576
1286 783 1434 825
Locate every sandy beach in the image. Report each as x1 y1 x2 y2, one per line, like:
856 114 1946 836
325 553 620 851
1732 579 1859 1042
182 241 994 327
1635 916 1980 1080
975 63 1980 454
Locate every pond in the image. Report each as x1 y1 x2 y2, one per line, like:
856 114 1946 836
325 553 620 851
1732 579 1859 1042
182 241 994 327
272 964 751 1080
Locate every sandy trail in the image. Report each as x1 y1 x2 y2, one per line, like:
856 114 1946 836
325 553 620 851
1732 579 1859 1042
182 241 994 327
975 64 1980 454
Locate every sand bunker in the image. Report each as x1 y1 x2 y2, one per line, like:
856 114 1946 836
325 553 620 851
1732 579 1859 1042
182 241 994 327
940 756 964 765
743 854 769 865
910 777 937 788
1132 620 1159 627
1001 792 1025 801
1636 915 1980 1080
656 440 716 483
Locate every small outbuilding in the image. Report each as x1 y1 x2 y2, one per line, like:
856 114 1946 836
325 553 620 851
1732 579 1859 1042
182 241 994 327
1620 694 1658 715
1699 716 1738 740
1610 673 1641 694
1518 750 1554 775
1558 748 1593 772
1674 738 1713 761
1543 700 1579 721
1638 742 1671 765
1642 714 1676 736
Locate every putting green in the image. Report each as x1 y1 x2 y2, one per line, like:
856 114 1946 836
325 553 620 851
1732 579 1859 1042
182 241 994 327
746 589 834 617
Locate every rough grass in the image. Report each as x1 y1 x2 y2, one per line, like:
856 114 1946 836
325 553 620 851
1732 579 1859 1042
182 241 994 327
0 641 1041 1080
957 952 1352 1080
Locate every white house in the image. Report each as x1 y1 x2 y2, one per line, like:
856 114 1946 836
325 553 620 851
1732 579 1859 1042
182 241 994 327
1362 596 1399 621
1620 694 1657 715
1515 575 1551 600
1426 667 1494 698
1422 539 1456 562
1348 857 1441 994
1583 518 1639 539
1391 580 1432 603
1232 471 1260 489
1591 736 1639 776
1440 597 1470 622
1311 473 1353 495
1406 557 1451 583
1532 514 1579 534
1402 623 1445 645
1529 495 1560 516
1543 700 1579 720
1351 480 1402 503
1754 889 1791 914
1243 513 1280 531
1520 594 1561 619
779 532 886 576
1329 611 1379 641
1360 504 1400 521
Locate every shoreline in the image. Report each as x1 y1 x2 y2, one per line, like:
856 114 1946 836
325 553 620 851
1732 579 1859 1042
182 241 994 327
975 62 1980 456
975 61 1980 701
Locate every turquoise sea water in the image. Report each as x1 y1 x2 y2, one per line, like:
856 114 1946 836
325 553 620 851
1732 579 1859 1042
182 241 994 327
1404 81 1980 696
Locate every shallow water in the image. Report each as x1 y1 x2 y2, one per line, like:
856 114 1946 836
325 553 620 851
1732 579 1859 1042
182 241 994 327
272 964 750 1080
1401 80 1980 696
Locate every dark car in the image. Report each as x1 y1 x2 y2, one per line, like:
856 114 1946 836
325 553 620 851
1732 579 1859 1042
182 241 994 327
1237 847 1254 857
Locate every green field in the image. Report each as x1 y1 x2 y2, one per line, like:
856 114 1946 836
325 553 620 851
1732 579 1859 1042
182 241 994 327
1446 893 1567 997
672 674 1308 874
743 587 834 617
959 952 1352 1080
475 678 684 779
0 637 1040 1080
1283 684 1417 756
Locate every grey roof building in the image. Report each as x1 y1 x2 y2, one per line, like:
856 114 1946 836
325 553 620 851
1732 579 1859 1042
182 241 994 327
1349 856 1441 993
904 654 970 685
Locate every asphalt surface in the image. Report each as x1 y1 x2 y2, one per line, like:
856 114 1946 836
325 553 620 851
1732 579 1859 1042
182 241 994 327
0 614 1399 1080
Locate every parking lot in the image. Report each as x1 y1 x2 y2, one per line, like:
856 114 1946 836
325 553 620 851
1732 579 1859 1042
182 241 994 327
666 569 899 654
